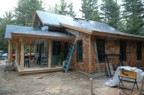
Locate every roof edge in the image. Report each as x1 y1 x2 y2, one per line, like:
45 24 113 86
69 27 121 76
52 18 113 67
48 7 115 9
60 23 92 34
92 30 144 41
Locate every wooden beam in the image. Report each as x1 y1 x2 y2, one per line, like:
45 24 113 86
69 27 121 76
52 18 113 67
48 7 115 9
18 42 20 65
20 38 24 70
18 67 62 74
48 40 52 68
29 46 31 60
11 33 75 41
92 31 144 41
16 42 19 64
8 39 13 63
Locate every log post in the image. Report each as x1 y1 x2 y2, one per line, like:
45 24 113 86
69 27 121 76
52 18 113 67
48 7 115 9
16 42 20 65
48 40 52 68
8 39 13 63
20 38 25 70
29 46 31 60
16 42 19 64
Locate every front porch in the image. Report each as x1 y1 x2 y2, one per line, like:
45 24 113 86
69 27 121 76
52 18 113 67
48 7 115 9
6 25 75 74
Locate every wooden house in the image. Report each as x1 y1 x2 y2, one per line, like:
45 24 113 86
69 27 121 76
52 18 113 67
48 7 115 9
5 11 144 74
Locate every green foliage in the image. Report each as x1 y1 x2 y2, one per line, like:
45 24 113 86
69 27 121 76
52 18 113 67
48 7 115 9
67 3 76 17
0 11 14 51
81 0 100 21
0 17 4 25
53 0 76 17
122 0 144 35
15 0 44 26
100 0 120 29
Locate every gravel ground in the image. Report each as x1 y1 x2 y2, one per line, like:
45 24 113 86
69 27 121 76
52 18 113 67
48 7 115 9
0 60 142 95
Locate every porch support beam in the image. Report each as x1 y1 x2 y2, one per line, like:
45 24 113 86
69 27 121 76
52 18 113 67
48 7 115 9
16 42 20 64
8 39 13 63
16 42 20 65
48 40 52 68
20 38 25 70
29 46 31 60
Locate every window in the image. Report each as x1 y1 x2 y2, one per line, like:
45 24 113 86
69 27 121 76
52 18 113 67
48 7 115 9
77 40 83 62
52 41 61 55
120 41 126 61
40 42 44 53
64 42 69 60
137 42 142 60
96 39 105 62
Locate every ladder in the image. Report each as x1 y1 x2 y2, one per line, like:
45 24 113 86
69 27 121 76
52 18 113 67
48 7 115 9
62 43 75 72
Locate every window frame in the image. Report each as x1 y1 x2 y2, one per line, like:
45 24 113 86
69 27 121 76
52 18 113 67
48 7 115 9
76 40 83 62
137 42 142 60
120 40 126 61
96 39 105 62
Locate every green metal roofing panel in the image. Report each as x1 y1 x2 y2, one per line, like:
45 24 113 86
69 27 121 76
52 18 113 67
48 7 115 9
36 10 144 39
5 25 75 39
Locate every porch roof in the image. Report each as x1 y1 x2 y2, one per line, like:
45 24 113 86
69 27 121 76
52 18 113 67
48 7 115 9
5 25 75 39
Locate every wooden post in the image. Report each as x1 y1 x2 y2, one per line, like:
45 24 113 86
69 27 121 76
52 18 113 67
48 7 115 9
18 43 21 65
90 78 95 95
16 42 19 64
8 39 13 63
48 40 52 68
16 42 20 65
29 46 31 60
17 42 21 65
20 38 24 70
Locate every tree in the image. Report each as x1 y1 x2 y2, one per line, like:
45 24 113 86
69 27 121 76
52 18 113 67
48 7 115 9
100 0 120 29
15 0 44 26
81 0 100 21
67 3 76 17
0 11 14 51
54 0 76 17
0 17 4 25
122 0 144 35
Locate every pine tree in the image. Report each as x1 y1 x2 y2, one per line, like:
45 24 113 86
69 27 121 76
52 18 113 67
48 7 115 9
15 0 44 26
122 0 144 35
81 0 100 21
67 3 76 17
54 0 76 17
100 0 120 29
0 11 14 51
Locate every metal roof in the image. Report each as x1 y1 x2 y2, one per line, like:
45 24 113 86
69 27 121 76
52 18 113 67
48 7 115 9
36 10 144 39
5 25 75 39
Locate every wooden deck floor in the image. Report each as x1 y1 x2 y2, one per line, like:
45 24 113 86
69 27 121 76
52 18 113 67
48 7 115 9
16 63 63 74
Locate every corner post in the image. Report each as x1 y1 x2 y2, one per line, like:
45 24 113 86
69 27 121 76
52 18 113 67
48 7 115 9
48 40 52 68
20 38 25 70
16 41 20 65
8 39 13 63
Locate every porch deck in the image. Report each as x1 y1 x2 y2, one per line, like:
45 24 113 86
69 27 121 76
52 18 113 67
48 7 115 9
16 63 63 74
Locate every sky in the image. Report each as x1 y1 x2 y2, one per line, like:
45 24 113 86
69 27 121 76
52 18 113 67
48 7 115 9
0 0 82 18
0 0 122 18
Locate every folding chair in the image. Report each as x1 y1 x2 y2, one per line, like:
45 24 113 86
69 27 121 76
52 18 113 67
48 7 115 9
118 68 139 91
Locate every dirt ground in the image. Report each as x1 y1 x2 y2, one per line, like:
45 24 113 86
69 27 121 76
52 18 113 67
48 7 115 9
0 60 142 95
